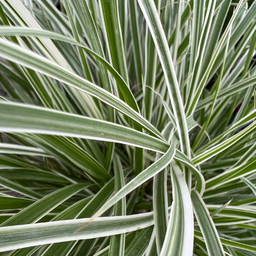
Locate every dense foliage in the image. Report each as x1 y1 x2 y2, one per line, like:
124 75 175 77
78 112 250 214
0 0 256 255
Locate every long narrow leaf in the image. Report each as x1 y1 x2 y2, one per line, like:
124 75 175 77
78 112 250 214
83 141 176 227
160 164 194 256
137 0 190 157
0 38 162 138
191 190 225 256
0 213 154 252
0 101 168 153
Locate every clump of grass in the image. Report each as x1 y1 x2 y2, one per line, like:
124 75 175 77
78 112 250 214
0 0 256 255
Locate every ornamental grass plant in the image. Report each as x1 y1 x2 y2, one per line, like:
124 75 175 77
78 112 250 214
0 0 256 255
